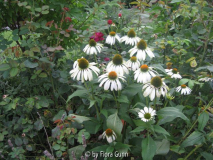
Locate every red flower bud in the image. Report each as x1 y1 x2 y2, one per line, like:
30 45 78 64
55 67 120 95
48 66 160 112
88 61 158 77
65 17 71 22
107 19 112 25
118 13 122 17
63 7 69 12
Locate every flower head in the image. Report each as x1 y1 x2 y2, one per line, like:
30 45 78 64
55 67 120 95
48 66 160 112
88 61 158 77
176 84 192 95
143 76 169 101
165 68 182 79
134 64 158 83
126 56 140 71
108 19 113 25
105 31 121 45
106 54 129 76
83 39 103 55
129 39 155 60
100 128 116 143
69 57 100 82
118 13 122 17
65 17 72 22
120 29 140 46
98 71 126 91
90 32 104 42
198 76 213 82
104 57 110 62
138 107 156 122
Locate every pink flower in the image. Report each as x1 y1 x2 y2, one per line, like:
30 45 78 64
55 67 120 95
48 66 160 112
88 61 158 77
118 13 122 17
90 32 104 42
104 57 110 62
65 17 72 22
107 19 112 25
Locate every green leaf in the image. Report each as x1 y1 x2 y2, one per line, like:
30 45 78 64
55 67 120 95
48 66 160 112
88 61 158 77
66 89 89 103
41 10 49 14
207 65 213 72
13 35 19 41
53 110 67 121
89 100 96 109
179 78 190 85
77 129 90 144
107 112 123 136
35 8 42 12
34 120 43 131
42 5 49 10
90 145 108 152
154 125 170 136
19 28 29 35
157 107 189 125
68 145 85 160
0 64 11 71
155 139 170 155
122 84 142 98
117 95 129 104
39 72 47 78
53 144 61 150
15 137 23 146
170 0 184 3
0 134 4 141
56 151 62 158
198 112 209 131
170 145 185 154
201 152 213 160
10 68 19 77
152 64 167 74
68 114 91 123
24 60 38 68
26 145 33 151
142 134 156 160
181 131 205 148
131 126 145 133
198 29 206 34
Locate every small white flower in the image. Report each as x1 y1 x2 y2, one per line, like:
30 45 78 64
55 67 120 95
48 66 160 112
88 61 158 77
69 57 100 82
134 64 158 84
129 39 155 61
198 77 213 82
165 68 182 79
83 39 103 55
138 107 156 122
176 85 192 95
120 29 140 46
143 76 169 101
100 128 117 143
126 56 140 71
106 54 129 76
105 31 120 45
98 71 126 91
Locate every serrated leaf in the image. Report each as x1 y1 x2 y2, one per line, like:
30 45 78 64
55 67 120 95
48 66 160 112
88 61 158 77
10 68 19 77
24 60 38 68
0 64 11 71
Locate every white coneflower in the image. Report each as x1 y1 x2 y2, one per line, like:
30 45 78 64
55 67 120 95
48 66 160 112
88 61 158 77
98 71 126 91
129 39 155 61
198 77 213 82
69 57 100 82
126 56 140 71
138 107 156 122
106 54 129 76
134 64 158 84
120 29 140 46
100 128 116 143
83 39 103 55
143 76 169 101
165 68 182 79
176 84 192 95
105 31 121 45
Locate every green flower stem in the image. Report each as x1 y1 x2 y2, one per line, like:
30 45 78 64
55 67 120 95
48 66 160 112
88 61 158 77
183 144 203 160
164 100 168 108
113 90 119 109
85 82 101 120
94 54 97 63
178 97 213 145
154 95 157 110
